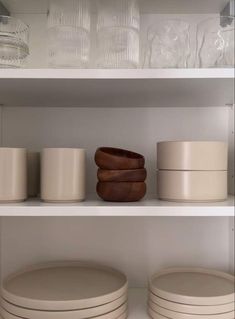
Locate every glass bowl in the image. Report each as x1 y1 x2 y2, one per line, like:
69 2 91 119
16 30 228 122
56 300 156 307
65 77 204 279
0 15 29 68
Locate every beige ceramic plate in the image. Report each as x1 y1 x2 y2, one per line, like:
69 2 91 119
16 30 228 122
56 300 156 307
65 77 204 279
149 268 235 306
149 292 235 314
0 306 128 319
157 170 227 202
1 293 127 319
2 261 128 311
149 301 235 319
157 141 228 171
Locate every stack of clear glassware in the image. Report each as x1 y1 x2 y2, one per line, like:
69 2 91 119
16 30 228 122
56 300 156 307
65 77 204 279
47 0 91 68
0 15 29 68
96 0 140 68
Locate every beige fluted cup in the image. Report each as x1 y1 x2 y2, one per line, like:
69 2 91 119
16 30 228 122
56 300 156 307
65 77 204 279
41 148 86 203
0 148 27 203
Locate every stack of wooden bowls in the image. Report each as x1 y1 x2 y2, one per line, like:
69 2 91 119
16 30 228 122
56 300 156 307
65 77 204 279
148 268 235 319
0 261 128 319
95 147 147 202
157 141 228 202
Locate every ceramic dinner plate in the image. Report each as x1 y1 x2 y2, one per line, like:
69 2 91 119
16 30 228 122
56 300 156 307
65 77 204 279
0 306 128 319
149 268 235 305
149 292 235 314
1 293 127 319
149 300 235 319
2 261 128 310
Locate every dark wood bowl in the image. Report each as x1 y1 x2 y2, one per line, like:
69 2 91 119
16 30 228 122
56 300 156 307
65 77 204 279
97 182 146 202
97 168 147 182
95 147 145 170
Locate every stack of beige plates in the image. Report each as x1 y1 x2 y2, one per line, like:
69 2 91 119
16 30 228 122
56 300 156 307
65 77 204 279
157 141 228 202
0 261 128 319
148 268 235 319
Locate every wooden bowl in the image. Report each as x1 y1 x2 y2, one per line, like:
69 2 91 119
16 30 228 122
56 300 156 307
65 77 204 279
97 182 146 202
97 168 147 182
95 147 145 170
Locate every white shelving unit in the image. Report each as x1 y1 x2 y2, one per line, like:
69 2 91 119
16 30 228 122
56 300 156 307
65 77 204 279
0 69 233 107
0 197 234 217
0 1 234 318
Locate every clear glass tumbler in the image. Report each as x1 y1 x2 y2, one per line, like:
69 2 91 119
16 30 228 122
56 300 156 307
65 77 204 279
48 0 91 68
0 16 29 68
197 17 234 68
146 19 190 68
96 0 140 68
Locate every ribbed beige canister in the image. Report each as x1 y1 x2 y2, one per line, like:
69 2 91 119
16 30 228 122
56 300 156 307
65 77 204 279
0 148 27 203
27 151 40 198
157 170 227 202
157 141 228 171
41 148 86 202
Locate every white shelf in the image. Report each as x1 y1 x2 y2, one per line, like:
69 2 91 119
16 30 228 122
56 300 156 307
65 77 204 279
1 0 229 14
0 69 233 107
0 196 234 217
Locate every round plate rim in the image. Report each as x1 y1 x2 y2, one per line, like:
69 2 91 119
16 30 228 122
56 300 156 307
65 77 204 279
0 304 128 319
1 261 128 311
148 301 235 319
148 292 235 314
149 268 235 305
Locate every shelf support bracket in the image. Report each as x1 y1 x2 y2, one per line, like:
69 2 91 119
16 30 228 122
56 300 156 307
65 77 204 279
0 1 9 16
220 0 234 27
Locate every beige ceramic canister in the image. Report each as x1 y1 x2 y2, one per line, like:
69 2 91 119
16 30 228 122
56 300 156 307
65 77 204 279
0 148 27 203
41 148 86 202
27 151 40 198
157 170 227 202
157 141 228 171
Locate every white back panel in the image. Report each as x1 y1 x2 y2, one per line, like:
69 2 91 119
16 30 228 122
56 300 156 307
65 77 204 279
2 106 229 195
1 217 232 286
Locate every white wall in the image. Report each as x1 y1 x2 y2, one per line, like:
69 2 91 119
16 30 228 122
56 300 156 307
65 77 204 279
1 216 232 287
2 106 229 196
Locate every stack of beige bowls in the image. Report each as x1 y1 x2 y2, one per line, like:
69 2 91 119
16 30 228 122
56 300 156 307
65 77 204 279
148 268 235 319
157 141 228 202
0 261 128 319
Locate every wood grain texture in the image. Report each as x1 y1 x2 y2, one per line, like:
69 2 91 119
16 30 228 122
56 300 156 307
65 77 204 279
95 147 145 170
97 182 146 202
97 168 147 182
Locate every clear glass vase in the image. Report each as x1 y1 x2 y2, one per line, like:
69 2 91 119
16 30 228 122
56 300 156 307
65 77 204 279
0 16 29 68
146 19 191 68
47 0 91 68
96 0 140 68
196 17 234 68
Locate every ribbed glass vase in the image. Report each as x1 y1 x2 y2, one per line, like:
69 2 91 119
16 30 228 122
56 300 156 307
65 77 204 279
47 0 91 68
96 0 140 68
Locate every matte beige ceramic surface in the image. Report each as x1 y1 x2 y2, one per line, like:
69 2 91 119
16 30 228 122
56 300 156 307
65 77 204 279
0 307 128 319
1 293 127 319
149 301 235 319
157 141 228 171
0 148 27 203
2 261 128 311
41 148 86 202
148 307 170 319
157 170 227 202
27 152 40 198
149 292 235 314
149 268 235 306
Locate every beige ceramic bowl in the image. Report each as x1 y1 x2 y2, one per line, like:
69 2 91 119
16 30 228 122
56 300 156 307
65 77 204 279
157 170 227 202
0 148 27 203
41 148 86 202
157 141 228 171
27 151 40 198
